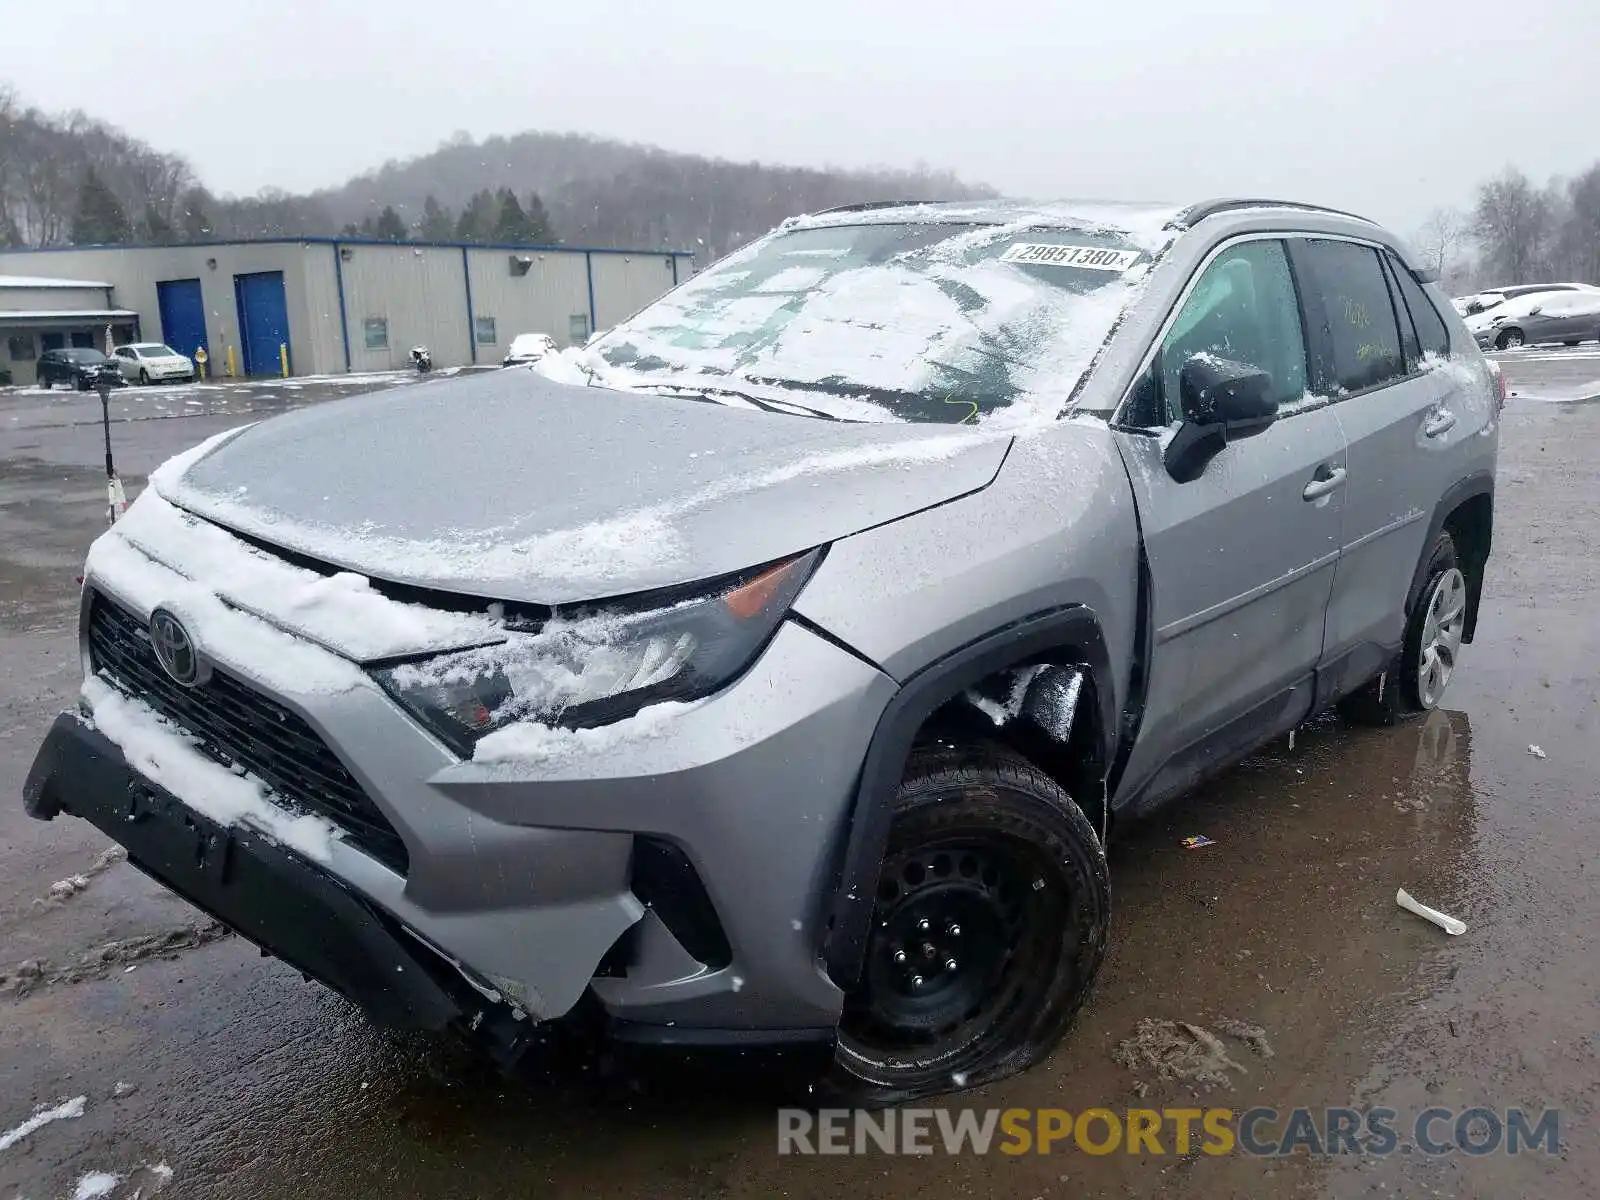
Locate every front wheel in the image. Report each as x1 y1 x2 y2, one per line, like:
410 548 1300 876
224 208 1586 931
138 369 150 385
1495 328 1525 350
1339 532 1465 726
38 375 50 390
828 745 1109 1103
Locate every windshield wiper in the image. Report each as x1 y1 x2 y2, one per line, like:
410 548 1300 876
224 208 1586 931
624 380 844 421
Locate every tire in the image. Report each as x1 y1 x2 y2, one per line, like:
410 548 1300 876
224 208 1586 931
1339 532 1466 726
827 744 1110 1104
138 369 150 385
1563 340 1580 347
1495 328 1524 350
38 375 50 390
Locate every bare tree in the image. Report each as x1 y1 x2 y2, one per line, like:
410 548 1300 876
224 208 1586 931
1473 168 1550 284
1415 207 1468 277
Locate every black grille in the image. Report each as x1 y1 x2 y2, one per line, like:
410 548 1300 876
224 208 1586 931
87 592 409 874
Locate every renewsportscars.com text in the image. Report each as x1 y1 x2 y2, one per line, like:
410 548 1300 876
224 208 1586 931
777 1106 1561 1157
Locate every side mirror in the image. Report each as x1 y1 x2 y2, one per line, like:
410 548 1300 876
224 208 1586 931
1163 354 1278 482
1527 305 1543 316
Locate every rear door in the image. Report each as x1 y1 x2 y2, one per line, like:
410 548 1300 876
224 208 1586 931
1111 235 1347 811
1298 238 1468 695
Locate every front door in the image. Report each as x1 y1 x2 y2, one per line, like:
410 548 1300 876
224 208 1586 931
1111 236 1347 812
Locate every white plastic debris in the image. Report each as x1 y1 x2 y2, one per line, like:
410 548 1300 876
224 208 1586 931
1396 888 1467 936
1527 744 1547 759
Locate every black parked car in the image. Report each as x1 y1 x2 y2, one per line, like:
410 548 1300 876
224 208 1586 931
36 348 126 391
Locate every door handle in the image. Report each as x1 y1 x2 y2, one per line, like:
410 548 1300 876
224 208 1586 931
1423 409 1457 438
1302 465 1347 501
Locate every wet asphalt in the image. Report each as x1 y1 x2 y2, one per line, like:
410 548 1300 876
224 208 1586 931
1 354 1597 1198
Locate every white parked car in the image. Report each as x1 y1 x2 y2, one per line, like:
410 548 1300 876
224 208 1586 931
112 343 196 385
501 332 557 367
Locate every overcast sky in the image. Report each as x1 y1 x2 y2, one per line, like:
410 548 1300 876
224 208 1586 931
11 0 1597 234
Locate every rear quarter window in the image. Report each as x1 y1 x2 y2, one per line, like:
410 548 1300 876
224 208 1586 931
1387 252 1450 358
1299 240 1406 393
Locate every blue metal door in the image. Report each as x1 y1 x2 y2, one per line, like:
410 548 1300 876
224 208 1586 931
156 279 208 365
234 271 290 376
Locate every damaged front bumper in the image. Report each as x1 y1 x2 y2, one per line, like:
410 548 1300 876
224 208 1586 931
25 713 498 1034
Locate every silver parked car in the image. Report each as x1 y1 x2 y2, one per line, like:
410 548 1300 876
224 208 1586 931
1472 288 1600 350
25 198 1499 1102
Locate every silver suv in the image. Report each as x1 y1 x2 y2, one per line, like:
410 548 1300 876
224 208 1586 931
25 198 1499 1102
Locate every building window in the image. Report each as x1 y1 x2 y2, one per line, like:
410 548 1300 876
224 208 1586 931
70 331 95 349
7 334 36 361
475 316 497 345
363 317 389 350
569 313 590 342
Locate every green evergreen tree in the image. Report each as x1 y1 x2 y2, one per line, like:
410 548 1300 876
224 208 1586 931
493 188 530 242
417 194 454 240
524 191 555 243
373 205 407 241
454 189 498 242
70 166 132 245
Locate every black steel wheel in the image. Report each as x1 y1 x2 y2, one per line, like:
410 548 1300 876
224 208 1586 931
829 745 1109 1103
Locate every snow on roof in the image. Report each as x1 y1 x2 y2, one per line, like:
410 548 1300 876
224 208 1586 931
786 200 1183 251
0 274 114 289
0 308 137 320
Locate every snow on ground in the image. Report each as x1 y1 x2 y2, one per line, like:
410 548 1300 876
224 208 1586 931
0 1094 86 1152
73 1172 122 1199
81 676 340 863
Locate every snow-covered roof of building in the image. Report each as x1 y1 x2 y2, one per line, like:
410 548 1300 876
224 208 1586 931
0 308 137 321
0 274 114 289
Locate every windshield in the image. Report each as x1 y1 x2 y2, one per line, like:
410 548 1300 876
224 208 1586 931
134 343 178 356
61 349 109 363
590 221 1151 425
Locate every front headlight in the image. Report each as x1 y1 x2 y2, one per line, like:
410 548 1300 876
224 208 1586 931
373 550 820 756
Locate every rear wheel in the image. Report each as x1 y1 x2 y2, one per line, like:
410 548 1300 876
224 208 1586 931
1563 340 1580 347
1495 328 1525 350
1339 532 1464 726
828 745 1109 1103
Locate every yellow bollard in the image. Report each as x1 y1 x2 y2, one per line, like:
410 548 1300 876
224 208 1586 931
225 345 237 378
279 343 289 377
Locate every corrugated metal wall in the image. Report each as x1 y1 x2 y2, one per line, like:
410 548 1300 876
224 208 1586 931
0 284 113 312
337 244 470 371
464 248 591 358
0 241 695 376
589 252 686 332
0 244 344 376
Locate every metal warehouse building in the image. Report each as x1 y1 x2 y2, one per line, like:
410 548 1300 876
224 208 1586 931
0 238 695 382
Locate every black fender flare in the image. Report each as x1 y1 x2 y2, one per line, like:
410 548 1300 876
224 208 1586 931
819 604 1115 988
1408 471 1494 641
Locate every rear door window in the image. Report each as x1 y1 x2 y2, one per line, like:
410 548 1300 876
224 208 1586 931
1299 240 1406 393
1386 252 1450 359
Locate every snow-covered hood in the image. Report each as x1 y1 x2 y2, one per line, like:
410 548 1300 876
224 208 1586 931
154 370 1012 606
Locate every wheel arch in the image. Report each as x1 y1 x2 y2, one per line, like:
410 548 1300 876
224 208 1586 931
819 604 1115 989
1411 473 1494 643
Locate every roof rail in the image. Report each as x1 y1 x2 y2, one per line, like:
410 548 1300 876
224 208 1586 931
1168 198 1378 230
809 199 945 216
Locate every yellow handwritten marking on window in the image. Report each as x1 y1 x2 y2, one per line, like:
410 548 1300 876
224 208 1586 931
1355 342 1395 362
1341 297 1373 330
942 396 980 425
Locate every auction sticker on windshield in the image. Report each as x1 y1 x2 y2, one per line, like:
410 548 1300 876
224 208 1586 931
1000 243 1141 271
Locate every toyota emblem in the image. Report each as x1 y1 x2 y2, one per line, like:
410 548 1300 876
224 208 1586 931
149 608 205 687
